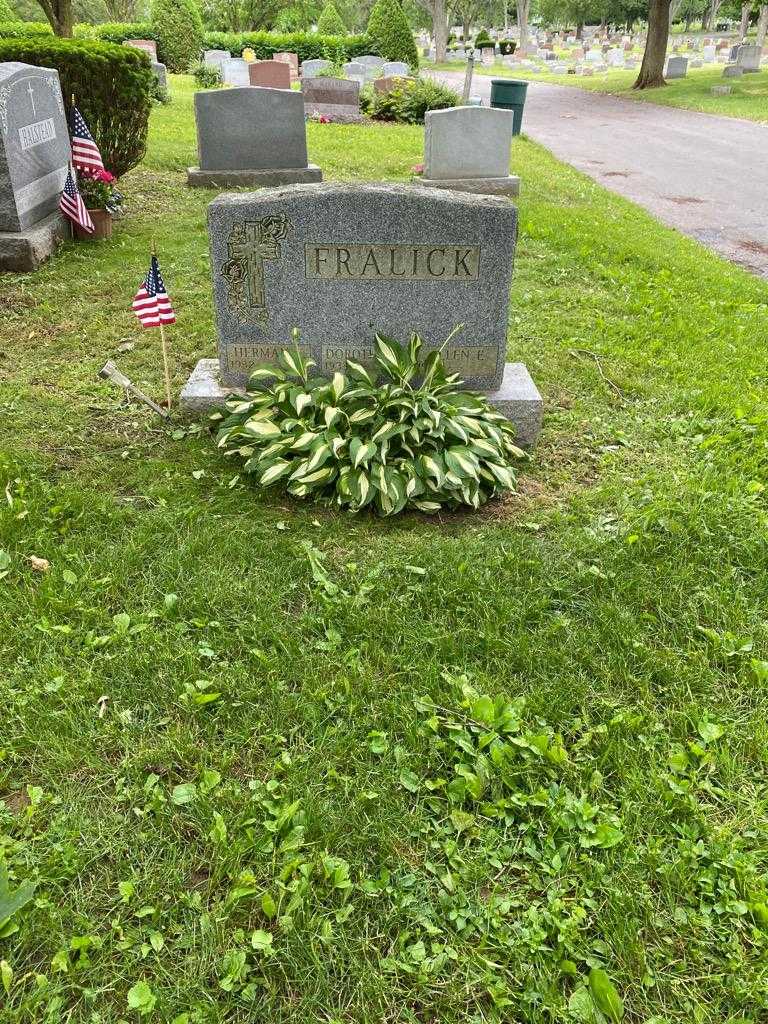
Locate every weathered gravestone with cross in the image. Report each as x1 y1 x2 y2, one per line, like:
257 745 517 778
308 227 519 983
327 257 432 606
0 61 71 271
181 183 542 446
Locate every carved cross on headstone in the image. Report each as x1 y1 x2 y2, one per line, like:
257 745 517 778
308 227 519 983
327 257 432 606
223 215 292 322
26 81 36 116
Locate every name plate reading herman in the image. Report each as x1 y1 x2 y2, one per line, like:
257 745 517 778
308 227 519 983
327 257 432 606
306 243 480 281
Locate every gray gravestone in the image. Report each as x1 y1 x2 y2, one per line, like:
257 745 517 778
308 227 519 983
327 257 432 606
665 55 688 78
736 43 760 72
382 61 410 76
302 77 362 123
357 55 385 68
204 49 231 68
722 63 743 77
188 87 322 187
418 107 519 196
0 62 71 271
342 61 366 83
180 183 542 445
301 59 331 78
152 61 168 90
221 58 250 86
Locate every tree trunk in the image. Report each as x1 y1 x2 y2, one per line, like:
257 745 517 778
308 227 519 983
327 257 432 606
739 0 752 39
576 20 583 38
704 0 723 31
37 0 73 36
516 0 530 52
633 0 671 88
669 0 684 27
433 0 448 61
463 17 470 40
757 3 768 45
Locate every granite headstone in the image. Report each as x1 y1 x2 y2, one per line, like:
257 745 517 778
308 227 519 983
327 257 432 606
0 62 70 271
300 59 331 78
181 184 541 443
221 58 250 86
188 87 322 187
302 77 363 123
418 107 519 196
248 60 292 88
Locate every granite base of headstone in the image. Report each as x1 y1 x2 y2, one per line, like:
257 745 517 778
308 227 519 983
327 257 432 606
722 64 743 77
302 77 363 123
180 182 542 446
187 87 322 188
416 107 519 197
0 62 71 272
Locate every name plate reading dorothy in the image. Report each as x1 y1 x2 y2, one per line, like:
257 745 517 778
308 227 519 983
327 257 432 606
321 343 498 376
18 118 56 151
226 342 311 375
306 244 480 281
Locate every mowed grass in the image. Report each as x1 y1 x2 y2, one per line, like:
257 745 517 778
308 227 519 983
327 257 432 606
2 74 768 1023
428 60 768 122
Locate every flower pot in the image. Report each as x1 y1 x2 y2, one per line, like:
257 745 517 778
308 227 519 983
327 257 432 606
74 208 113 241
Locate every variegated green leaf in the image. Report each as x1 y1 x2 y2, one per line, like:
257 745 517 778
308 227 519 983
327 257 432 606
259 460 292 486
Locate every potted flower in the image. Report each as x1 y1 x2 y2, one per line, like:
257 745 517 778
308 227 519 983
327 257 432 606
74 169 122 241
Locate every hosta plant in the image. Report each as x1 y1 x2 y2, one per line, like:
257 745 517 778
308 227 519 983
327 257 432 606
212 333 525 516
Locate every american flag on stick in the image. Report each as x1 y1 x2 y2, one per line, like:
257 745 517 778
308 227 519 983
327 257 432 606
59 167 94 233
70 105 105 176
132 255 176 328
132 252 176 409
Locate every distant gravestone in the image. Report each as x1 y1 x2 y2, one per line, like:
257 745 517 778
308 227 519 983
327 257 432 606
382 61 409 76
357 55 385 68
204 49 230 68
343 61 367 83
722 63 744 77
301 59 331 78
152 62 168 90
221 58 250 86
187 87 322 187
302 77 363 123
249 60 292 89
665 55 688 78
703 45 716 62
0 62 70 271
418 106 519 196
123 39 157 60
736 44 760 72
374 74 414 94
180 183 542 445
273 51 299 82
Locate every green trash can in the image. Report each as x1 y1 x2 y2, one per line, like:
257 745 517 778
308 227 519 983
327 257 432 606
490 78 529 136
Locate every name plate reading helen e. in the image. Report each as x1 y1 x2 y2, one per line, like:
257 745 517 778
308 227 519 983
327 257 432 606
208 183 518 392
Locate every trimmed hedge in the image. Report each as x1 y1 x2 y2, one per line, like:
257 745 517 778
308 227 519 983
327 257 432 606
0 38 153 177
316 1 346 36
152 0 204 73
367 0 418 69
0 21 53 37
0 23 375 65
201 30 375 61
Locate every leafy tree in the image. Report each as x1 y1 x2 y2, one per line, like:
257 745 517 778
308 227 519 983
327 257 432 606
0 0 17 19
367 0 419 66
152 0 204 70
317 0 346 32
412 0 448 59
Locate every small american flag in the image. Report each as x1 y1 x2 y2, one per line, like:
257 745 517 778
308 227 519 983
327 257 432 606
59 168 94 233
70 106 105 175
133 255 176 328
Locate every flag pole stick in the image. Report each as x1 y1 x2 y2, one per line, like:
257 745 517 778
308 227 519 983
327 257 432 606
159 322 172 412
152 241 172 411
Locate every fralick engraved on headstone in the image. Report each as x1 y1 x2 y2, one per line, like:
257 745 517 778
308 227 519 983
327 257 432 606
0 62 70 232
208 183 516 390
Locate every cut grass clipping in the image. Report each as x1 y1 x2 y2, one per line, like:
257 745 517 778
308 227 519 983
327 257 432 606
213 333 525 515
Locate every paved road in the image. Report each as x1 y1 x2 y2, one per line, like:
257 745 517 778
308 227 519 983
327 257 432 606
431 71 768 278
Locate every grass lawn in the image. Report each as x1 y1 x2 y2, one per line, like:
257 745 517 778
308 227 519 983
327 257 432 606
3 74 768 1023
427 60 768 123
